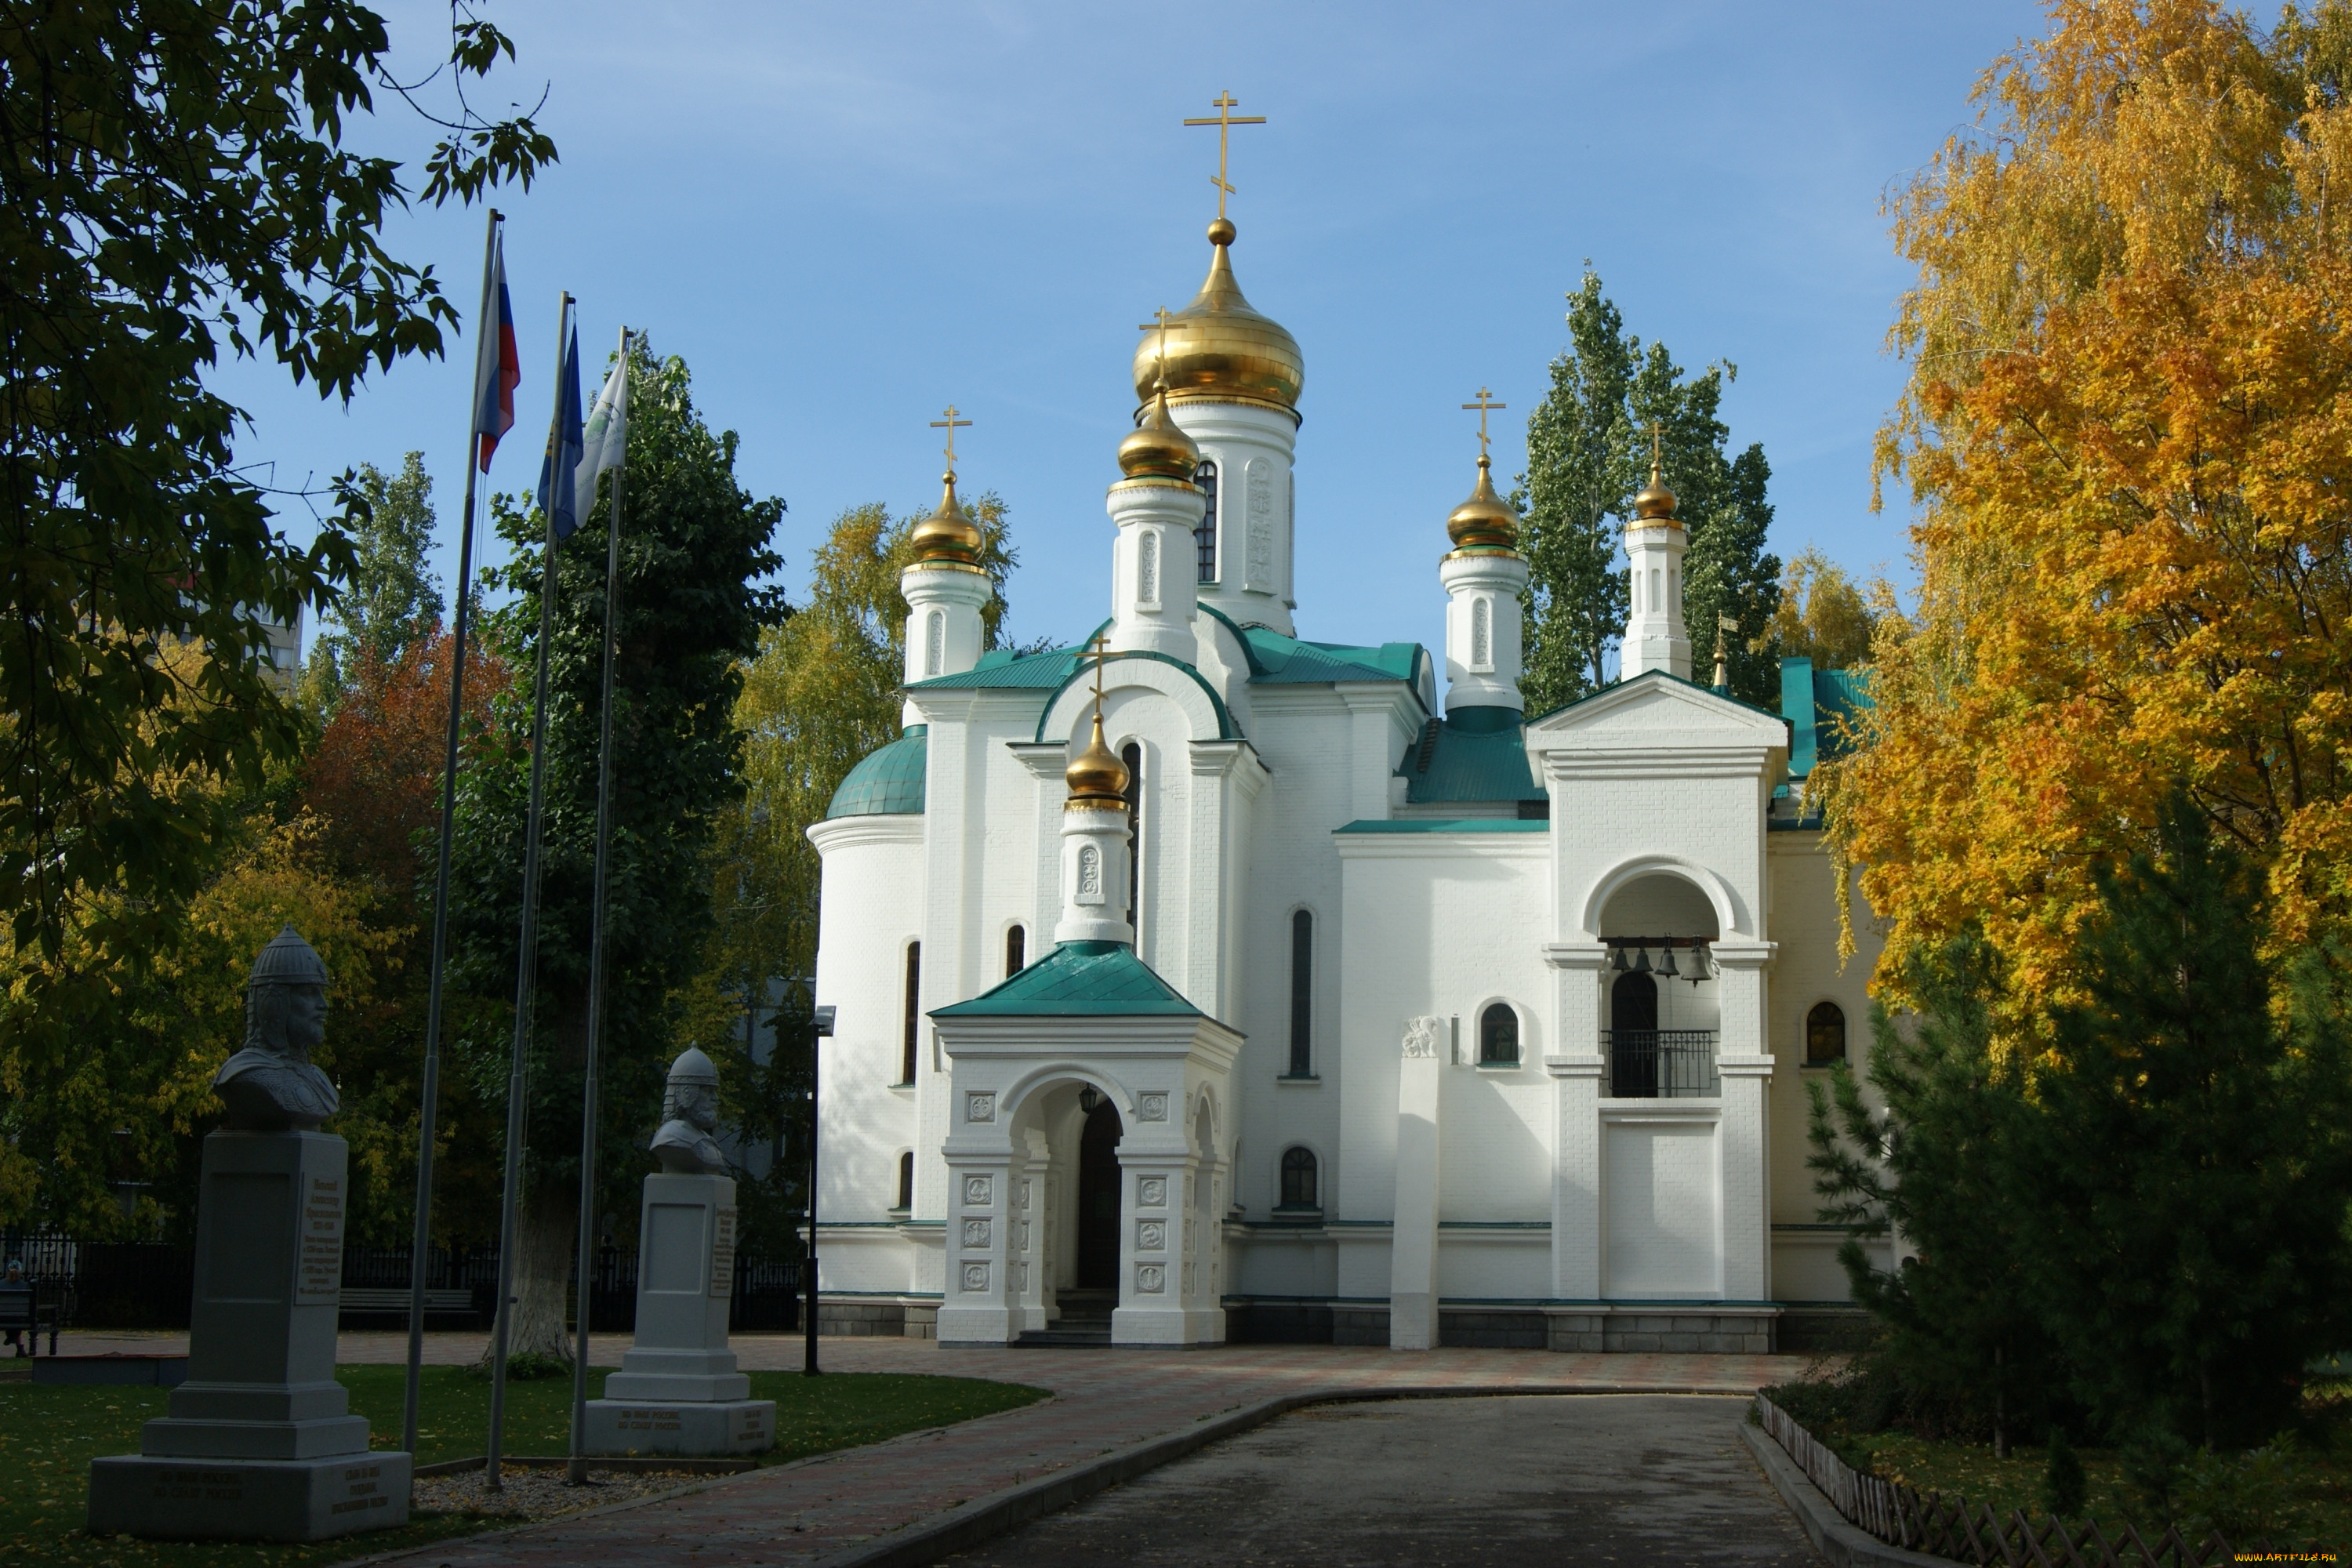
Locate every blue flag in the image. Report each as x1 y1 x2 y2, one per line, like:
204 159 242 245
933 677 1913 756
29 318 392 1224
535 325 583 541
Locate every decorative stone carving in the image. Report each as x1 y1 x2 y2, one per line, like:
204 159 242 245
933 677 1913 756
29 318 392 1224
1137 1176 1167 1207
1137 1220 1165 1251
961 1261 989 1293
1402 1015 1446 1058
650 1047 728 1175
961 1218 991 1248
1246 457 1273 588
1137 1263 1165 1293
963 1174 993 1207
212 926 339 1131
964 1091 996 1123
1137 1091 1168 1121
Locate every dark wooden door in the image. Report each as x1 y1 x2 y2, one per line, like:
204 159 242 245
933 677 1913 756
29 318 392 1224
1076 1100 1123 1290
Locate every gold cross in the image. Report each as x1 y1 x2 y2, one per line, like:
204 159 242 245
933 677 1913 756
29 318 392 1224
1461 387 1506 461
1138 307 1177 388
1648 422 1664 479
930 405 972 470
1081 631 1112 719
1182 93 1267 222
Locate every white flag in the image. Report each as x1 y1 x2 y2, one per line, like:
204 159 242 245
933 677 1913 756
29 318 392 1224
573 351 629 507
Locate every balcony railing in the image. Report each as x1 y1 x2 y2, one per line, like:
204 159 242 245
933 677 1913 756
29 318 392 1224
1602 1029 1720 1098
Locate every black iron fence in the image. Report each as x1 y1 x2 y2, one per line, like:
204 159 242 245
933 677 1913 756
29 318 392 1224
1602 1029 1721 1098
2 1235 799 1334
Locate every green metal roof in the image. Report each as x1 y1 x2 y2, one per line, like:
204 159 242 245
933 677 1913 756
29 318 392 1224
824 727 927 818
1397 705 1547 804
1780 658 1875 781
932 940 1203 1017
1335 818 1550 834
1238 626 1423 686
905 645 1086 691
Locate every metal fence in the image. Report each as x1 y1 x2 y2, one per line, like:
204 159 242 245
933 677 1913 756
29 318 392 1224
2 1234 799 1334
1602 1029 1720 1098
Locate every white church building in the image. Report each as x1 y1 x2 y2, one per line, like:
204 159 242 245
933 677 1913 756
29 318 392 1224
806 210 1884 1354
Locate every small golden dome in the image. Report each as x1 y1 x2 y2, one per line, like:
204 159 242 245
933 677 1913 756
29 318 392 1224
1446 455 1521 550
1118 384 1201 480
909 470 983 565
1064 710 1130 809
1130 222 1303 417
1632 455 1679 523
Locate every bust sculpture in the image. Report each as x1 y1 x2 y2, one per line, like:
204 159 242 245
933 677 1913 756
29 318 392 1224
213 925 339 1131
650 1047 728 1174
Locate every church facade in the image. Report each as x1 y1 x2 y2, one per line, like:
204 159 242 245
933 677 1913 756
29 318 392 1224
806 213 1884 1353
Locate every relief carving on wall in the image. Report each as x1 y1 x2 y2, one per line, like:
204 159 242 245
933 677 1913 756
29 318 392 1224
1402 1015 1446 1058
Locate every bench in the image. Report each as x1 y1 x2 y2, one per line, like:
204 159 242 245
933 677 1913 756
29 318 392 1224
337 1287 475 1323
0 1285 59 1356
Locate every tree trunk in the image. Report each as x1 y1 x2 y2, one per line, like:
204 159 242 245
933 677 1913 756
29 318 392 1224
476 1174 579 1369
1993 1344 2008 1459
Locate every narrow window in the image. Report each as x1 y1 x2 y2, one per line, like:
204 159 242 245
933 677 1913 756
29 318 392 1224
924 609 944 677
895 1151 913 1211
1279 1147 1318 1210
1195 461 1218 581
1479 1003 1519 1065
1470 597 1491 670
1005 924 1025 978
1138 529 1160 606
1288 909 1313 1076
1650 568 1661 615
1122 742 1143 936
900 942 921 1084
1806 1001 1847 1065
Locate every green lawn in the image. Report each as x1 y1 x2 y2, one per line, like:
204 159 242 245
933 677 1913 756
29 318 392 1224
2 1365 1047 1568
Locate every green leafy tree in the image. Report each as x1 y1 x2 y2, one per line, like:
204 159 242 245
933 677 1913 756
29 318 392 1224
1762 546 1878 671
303 452 444 710
450 339 783 1361
685 495 1018 1256
2009 797 2352 1449
1807 935 2058 1454
1517 270 1781 709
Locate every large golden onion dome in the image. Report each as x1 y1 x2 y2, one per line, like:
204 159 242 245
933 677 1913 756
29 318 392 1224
1129 220 1303 418
909 470 984 566
1632 452 1679 524
1446 455 1521 551
1118 379 1202 480
1064 710 1131 809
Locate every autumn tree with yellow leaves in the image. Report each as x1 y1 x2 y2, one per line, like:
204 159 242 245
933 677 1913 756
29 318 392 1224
1828 0 2352 1015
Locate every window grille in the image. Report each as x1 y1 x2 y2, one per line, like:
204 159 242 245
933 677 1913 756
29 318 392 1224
1005 925 1025 978
1123 742 1143 936
1195 462 1218 581
1279 1146 1318 1210
899 942 920 1084
1479 1003 1519 1065
1289 910 1313 1076
1806 1001 1847 1065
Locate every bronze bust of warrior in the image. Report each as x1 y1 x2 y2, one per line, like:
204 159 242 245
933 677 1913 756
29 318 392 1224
213 925 339 1131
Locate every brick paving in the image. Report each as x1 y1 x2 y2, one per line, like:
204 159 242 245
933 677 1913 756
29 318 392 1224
49 1330 1815 1564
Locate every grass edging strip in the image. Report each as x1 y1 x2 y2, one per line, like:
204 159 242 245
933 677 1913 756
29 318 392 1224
412 1454 757 1477
809 1383 1743 1568
1739 1420 1953 1568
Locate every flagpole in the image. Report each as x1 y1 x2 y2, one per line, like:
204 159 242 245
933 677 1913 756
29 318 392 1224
402 205 502 1458
568 325 630 1486
485 290 574 1491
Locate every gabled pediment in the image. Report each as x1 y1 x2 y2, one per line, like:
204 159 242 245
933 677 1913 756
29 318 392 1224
1524 671 1790 759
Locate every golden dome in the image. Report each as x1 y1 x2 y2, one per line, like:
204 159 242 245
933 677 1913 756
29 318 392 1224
1118 382 1202 480
1064 710 1130 809
1446 455 1521 551
1130 221 1303 418
909 470 983 565
1632 454 1679 523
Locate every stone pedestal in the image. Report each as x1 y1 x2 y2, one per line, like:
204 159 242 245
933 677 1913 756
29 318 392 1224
1389 1018 1444 1351
583 1172 773 1456
88 1131 410 1541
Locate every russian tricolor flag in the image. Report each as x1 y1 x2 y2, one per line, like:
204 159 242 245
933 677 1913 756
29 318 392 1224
472 230 520 472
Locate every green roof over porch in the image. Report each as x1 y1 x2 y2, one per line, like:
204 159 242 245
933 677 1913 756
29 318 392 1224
931 940 1203 1018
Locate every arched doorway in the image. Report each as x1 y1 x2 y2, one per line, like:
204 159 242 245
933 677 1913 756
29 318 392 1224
1611 970 1659 1098
1076 1097 1123 1290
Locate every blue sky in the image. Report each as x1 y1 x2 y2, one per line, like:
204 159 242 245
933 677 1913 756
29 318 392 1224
223 1 2052 659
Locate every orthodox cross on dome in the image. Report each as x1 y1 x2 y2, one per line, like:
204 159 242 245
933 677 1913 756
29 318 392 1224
1138 307 1177 387
1183 92 1266 223
1461 387 1506 461
930 405 972 472
1647 421 1664 481
1080 631 1112 720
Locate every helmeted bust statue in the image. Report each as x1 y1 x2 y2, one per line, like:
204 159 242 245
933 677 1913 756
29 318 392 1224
650 1047 728 1174
213 925 339 1131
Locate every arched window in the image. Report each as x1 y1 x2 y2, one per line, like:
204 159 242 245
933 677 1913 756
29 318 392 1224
1479 1003 1519 1065
1470 597 1491 670
895 1151 913 1212
1279 1146 1318 1210
1122 742 1143 936
1195 461 1218 581
899 942 921 1084
1004 924 1025 978
1288 909 1313 1076
1138 528 1160 606
924 609 944 677
1806 1001 1847 1065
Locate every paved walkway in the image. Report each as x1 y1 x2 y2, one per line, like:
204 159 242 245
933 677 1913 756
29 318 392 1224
942 1393 1817 1567
51 1330 1816 1564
